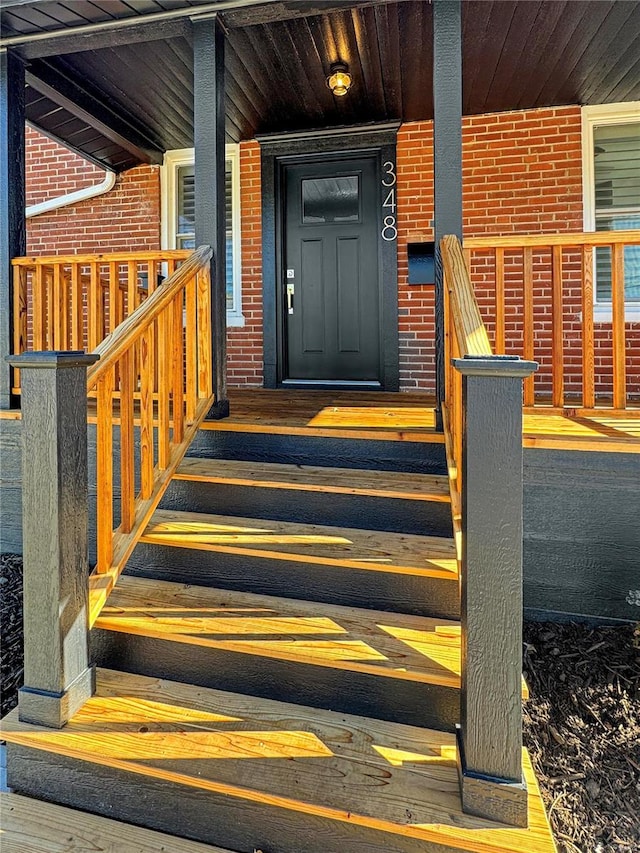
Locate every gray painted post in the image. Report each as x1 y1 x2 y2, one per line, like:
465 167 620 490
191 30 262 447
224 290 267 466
454 355 537 827
7 351 98 728
0 49 26 410
192 13 229 419
433 0 463 427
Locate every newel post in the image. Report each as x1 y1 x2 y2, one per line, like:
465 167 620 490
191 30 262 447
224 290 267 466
7 351 98 728
454 354 537 827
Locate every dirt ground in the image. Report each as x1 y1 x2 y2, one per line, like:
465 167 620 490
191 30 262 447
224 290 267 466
523 620 640 853
1 553 639 851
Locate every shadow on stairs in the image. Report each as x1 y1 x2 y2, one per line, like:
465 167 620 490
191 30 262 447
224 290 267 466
1 403 556 853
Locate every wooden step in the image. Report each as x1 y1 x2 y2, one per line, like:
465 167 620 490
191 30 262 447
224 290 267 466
92 575 465 729
0 792 233 853
140 508 457 579
175 457 451 502
1 669 555 853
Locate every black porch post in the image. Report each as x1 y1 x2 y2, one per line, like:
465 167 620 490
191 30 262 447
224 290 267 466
7 351 98 727
433 0 462 428
192 13 229 419
0 49 26 410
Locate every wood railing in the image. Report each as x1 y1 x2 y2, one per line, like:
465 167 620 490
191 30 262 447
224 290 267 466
11 250 190 392
442 235 493 509
86 245 214 623
441 234 535 827
464 230 640 411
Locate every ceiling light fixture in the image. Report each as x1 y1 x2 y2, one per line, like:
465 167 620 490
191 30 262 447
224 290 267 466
327 62 352 97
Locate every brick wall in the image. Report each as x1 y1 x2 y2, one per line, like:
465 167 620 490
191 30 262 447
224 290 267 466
25 113 639 397
227 141 263 386
26 127 160 254
397 106 585 393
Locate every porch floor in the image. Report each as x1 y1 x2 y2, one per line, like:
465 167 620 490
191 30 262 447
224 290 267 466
2 387 637 451
202 389 640 453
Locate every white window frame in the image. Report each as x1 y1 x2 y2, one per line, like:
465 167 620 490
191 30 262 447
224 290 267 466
582 102 640 322
161 146 244 326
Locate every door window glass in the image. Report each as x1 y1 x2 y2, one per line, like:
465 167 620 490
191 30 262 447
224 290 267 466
302 176 359 223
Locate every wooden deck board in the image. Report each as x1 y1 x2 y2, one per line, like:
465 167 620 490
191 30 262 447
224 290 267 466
175 458 451 502
97 575 463 689
0 792 232 853
0 669 555 853
2 387 637 451
140 508 459 579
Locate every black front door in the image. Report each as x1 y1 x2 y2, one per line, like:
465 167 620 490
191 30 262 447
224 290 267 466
283 157 380 383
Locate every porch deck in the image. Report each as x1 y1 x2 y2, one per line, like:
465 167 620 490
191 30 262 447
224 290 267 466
199 389 640 453
2 387 638 452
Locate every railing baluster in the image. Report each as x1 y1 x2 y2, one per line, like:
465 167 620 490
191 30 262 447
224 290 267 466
494 247 505 352
157 309 171 469
119 349 135 535
185 274 197 422
52 264 63 349
197 266 213 399
33 265 46 350
139 325 155 500
611 243 626 410
89 262 100 351
96 368 114 573
45 269 54 347
127 260 137 318
522 247 534 406
71 264 82 350
551 244 564 407
581 245 595 409
172 292 185 443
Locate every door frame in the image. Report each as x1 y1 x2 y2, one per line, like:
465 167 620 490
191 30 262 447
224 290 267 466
259 123 400 391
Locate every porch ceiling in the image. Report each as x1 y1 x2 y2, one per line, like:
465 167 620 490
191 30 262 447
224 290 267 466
3 0 640 171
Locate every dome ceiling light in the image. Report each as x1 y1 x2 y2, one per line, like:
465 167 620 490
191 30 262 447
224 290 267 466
327 62 352 97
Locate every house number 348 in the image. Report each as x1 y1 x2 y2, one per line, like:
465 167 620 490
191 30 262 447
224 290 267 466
381 161 398 242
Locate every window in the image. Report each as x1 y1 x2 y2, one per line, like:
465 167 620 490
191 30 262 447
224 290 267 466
582 104 640 313
162 147 243 325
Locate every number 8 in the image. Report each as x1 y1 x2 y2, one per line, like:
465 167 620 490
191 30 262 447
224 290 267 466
381 215 397 242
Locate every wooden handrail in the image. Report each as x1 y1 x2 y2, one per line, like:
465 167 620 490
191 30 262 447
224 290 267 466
87 245 214 624
12 249 190 266
87 247 211 389
464 230 640 410
465 228 640 249
10 249 191 394
440 234 493 358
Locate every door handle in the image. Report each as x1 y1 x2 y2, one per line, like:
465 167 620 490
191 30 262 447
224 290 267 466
286 282 295 314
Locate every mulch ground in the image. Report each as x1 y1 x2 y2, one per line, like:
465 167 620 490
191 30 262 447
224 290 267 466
1 552 639 851
523 621 640 853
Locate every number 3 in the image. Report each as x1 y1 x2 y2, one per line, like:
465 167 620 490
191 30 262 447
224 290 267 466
382 161 396 187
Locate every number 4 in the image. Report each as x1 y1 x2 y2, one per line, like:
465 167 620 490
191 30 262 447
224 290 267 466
382 188 396 213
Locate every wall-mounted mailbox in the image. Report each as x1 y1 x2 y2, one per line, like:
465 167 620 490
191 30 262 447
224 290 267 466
407 241 435 285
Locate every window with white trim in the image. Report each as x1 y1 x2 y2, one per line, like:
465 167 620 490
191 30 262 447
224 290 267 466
161 146 243 325
582 104 640 309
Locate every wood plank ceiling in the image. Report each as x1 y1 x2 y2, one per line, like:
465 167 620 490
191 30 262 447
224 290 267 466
2 0 639 171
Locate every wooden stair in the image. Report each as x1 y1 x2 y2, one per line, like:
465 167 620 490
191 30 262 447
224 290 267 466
2 410 556 852
1 791 233 853
91 575 464 730
2 669 554 853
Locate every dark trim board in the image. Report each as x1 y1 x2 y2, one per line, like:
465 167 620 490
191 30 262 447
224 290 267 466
260 126 399 391
523 447 640 623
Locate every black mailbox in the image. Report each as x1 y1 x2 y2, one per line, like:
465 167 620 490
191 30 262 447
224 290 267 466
407 242 435 285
